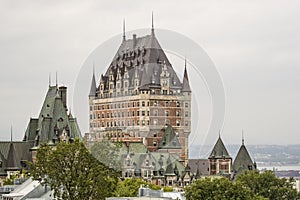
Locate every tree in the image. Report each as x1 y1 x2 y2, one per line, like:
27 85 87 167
236 170 299 200
114 178 148 197
185 177 265 200
30 139 119 200
90 137 122 171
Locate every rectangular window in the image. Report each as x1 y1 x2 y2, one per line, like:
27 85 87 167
185 111 188 117
154 100 157 106
176 110 180 116
142 111 145 116
154 119 157 125
142 101 145 106
137 111 140 116
153 141 157 146
176 120 180 126
185 102 188 108
165 101 169 107
176 101 180 107
154 110 158 116
165 110 169 116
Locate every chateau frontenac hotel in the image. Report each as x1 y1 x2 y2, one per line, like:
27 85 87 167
87 23 191 163
0 19 256 190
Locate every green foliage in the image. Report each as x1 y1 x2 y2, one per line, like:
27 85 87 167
186 170 300 200
236 170 299 200
3 176 14 185
114 178 148 197
90 138 122 171
163 186 173 192
185 177 264 200
30 139 119 200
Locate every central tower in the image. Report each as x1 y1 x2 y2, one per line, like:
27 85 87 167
87 21 191 163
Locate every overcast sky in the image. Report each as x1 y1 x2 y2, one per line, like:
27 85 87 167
1 0 300 146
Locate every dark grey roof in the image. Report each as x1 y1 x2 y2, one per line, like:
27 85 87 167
182 64 191 92
0 141 34 174
233 144 254 173
97 32 185 93
188 159 210 176
158 125 181 149
209 136 231 159
89 72 97 97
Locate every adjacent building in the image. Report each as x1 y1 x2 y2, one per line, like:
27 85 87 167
0 84 82 181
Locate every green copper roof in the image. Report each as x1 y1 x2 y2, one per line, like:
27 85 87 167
23 85 82 146
233 144 255 173
159 125 181 149
209 136 231 159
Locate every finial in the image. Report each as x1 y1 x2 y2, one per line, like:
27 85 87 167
151 11 155 35
123 18 126 41
10 125 12 142
242 129 244 145
56 71 58 88
93 62 95 75
49 72 51 87
185 56 187 68
219 129 221 138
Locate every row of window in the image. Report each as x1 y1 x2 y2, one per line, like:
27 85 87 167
92 110 189 119
90 101 189 111
90 120 189 128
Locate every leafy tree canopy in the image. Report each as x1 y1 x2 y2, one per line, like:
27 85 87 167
185 176 266 200
90 137 122 171
236 170 299 200
30 139 119 200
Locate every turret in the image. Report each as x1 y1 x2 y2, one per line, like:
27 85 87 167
89 70 97 98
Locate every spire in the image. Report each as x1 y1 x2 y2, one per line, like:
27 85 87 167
182 58 191 92
10 125 13 142
242 129 244 145
123 18 126 42
89 66 97 97
151 11 155 35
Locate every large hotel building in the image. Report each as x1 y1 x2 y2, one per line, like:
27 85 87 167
87 24 191 163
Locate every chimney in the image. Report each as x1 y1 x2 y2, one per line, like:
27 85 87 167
59 86 67 111
133 34 137 47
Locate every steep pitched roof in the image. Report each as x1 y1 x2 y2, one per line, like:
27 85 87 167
233 144 254 173
182 62 191 92
0 141 34 174
23 85 82 145
89 71 97 97
100 33 182 91
209 136 231 159
159 125 181 149
188 159 210 176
